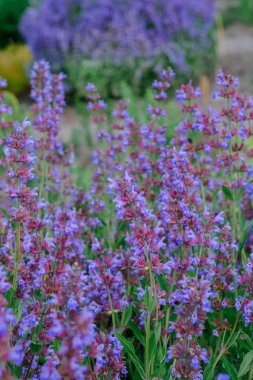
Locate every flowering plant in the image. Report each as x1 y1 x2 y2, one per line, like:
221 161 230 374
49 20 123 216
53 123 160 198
20 0 216 95
1 62 253 379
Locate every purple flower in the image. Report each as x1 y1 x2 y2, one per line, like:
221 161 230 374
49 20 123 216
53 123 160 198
217 374 230 380
20 0 215 84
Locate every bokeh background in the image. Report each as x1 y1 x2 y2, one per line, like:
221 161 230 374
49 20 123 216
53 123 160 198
0 0 252 154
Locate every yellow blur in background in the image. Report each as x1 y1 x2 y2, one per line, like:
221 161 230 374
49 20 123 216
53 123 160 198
0 44 32 94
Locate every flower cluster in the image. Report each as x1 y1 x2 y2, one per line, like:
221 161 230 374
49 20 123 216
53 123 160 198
2 62 253 380
20 0 215 93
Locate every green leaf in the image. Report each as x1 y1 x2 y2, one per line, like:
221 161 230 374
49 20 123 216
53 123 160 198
222 185 233 201
128 321 145 344
227 329 241 350
30 342 43 353
203 352 215 380
238 350 253 377
156 274 168 292
236 187 244 201
143 289 156 313
149 332 156 361
5 288 15 303
155 322 161 343
222 356 237 380
238 222 253 256
34 289 43 300
0 207 9 218
115 332 145 379
121 305 133 329
151 362 166 378
52 340 61 352
241 333 253 349
239 339 253 351
8 362 22 378
16 300 25 323
133 371 142 380
204 365 215 380
38 356 46 365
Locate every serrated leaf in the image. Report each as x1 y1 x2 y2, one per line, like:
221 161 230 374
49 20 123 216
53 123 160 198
222 185 233 201
115 332 145 379
222 356 237 380
238 350 253 377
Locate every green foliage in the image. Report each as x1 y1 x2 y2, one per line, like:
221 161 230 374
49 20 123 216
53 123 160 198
222 0 253 26
0 0 29 48
237 350 253 377
222 185 234 201
222 356 237 380
115 332 145 379
203 352 215 380
66 28 217 100
66 57 158 99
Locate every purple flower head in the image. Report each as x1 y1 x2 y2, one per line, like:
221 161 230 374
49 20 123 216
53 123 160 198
85 82 96 92
213 69 239 99
0 77 7 88
20 0 215 89
217 374 230 380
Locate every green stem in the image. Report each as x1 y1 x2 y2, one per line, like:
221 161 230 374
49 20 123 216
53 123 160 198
145 312 151 380
120 270 131 333
24 352 35 380
107 287 116 331
213 312 240 368
13 220 20 291
39 133 48 200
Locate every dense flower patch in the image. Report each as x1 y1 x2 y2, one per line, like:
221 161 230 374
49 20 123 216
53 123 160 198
20 0 216 95
1 61 253 379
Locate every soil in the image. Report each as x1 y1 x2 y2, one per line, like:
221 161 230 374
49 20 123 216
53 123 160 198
59 106 82 143
217 23 253 94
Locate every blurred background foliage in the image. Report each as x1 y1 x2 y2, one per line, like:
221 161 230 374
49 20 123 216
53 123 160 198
0 0 252 98
223 0 253 26
19 0 216 98
0 0 31 94
0 44 32 94
0 0 28 48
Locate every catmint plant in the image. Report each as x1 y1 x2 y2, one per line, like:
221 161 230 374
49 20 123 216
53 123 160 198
2 61 253 379
20 0 216 95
